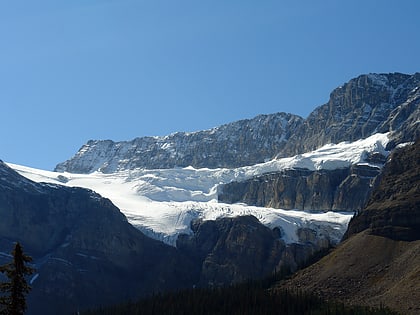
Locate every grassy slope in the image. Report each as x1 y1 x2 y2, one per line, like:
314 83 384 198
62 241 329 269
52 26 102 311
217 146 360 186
276 231 420 314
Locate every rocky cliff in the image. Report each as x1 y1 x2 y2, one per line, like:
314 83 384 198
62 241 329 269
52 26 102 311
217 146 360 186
177 215 331 287
218 164 382 211
55 113 303 173
343 139 420 241
281 72 420 157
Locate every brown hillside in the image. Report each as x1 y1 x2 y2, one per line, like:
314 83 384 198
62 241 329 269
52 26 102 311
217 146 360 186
276 231 420 314
276 140 420 315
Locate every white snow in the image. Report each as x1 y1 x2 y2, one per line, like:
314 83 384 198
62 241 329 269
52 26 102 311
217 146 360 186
7 133 390 247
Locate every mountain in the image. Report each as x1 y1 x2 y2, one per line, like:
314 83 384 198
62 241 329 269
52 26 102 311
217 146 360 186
275 140 420 315
55 112 303 173
3 72 420 314
218 164 382 211
343 140 420 241
281 72 420 157
217 73 419 211
0 161 196 315
55 73 419 174
0 160 350 314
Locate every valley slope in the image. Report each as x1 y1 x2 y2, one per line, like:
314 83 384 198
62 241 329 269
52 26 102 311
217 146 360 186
275 140 420 315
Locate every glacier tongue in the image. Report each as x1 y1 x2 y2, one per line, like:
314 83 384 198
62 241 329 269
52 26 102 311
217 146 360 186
8 133 390 246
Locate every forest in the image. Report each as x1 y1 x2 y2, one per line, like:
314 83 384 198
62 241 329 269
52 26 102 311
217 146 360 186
82 271 397 315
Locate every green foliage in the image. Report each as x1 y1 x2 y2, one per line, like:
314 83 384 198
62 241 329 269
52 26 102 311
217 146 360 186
0 243 34 315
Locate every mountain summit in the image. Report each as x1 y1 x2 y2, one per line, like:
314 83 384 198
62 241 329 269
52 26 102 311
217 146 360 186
55 72 420 174
55 113 303 173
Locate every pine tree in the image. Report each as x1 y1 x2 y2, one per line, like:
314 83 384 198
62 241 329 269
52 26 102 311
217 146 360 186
0 243 34 315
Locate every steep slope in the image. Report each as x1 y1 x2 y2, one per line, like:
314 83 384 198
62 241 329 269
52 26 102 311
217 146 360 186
55 112 303 173
177 215 332 287
281 72 420 157
276 140 420 315
0 161 196 315
343 140 420 241
218 165 382 211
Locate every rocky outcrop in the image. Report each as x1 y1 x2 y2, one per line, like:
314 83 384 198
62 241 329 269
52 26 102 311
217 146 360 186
177 216 331 286
281 72 420 157
343 139 420 241
219 165 381 211
0 161 196 315
55 113 303 173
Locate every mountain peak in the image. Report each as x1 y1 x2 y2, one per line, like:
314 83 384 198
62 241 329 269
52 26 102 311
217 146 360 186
55 72 419 174
55 112 303 173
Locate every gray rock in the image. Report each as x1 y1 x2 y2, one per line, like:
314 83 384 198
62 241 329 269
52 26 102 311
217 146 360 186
343 140 420 241
55 113 303 173
280 72 420 157
177 215 330 286
218 165 382 211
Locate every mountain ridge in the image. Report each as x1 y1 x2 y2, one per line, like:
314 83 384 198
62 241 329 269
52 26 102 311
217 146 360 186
55 112 303 173
55 72 420 174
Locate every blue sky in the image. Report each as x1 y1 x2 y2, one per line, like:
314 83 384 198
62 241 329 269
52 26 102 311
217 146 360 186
1 0 419 170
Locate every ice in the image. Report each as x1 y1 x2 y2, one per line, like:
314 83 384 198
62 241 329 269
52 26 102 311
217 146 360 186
7 133 390 246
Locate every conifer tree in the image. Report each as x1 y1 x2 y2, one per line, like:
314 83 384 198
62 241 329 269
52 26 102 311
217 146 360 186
0 243 34 315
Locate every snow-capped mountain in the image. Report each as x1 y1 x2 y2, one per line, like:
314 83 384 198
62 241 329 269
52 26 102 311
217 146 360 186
2 72 419 315
9 133 390 246
55 112 303 173
281 72 420 157
55 73 419 174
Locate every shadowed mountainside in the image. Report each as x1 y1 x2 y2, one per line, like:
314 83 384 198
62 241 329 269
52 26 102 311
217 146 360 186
275 140 420 315
0 161 196 315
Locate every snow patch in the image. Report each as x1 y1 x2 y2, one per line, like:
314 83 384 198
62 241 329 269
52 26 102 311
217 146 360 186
8 133 389 247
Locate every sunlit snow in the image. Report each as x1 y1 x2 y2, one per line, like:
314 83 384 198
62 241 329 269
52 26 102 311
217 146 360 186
8 133 390 246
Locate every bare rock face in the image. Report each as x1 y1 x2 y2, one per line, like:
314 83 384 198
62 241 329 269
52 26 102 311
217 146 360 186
281 72 420 157
218 165 381 212
344 139 420 241
177 216 331 286
55 113 303 173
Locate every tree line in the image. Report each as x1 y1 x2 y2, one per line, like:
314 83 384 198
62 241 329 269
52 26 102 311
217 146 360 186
82 270 398 315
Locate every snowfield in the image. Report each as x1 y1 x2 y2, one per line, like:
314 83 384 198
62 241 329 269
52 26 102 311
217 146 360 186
8 133 390 246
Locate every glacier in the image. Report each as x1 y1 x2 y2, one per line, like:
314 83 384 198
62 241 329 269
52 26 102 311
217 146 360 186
8 133 390 246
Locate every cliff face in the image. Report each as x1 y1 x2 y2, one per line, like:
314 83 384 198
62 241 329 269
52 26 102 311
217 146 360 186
177 215 331 286
344 139 420 241
281 72 420 157
218 165 382 211
55 113 303 173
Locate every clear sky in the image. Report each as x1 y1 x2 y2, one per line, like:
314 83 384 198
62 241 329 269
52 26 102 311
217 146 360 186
1 0 419 170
